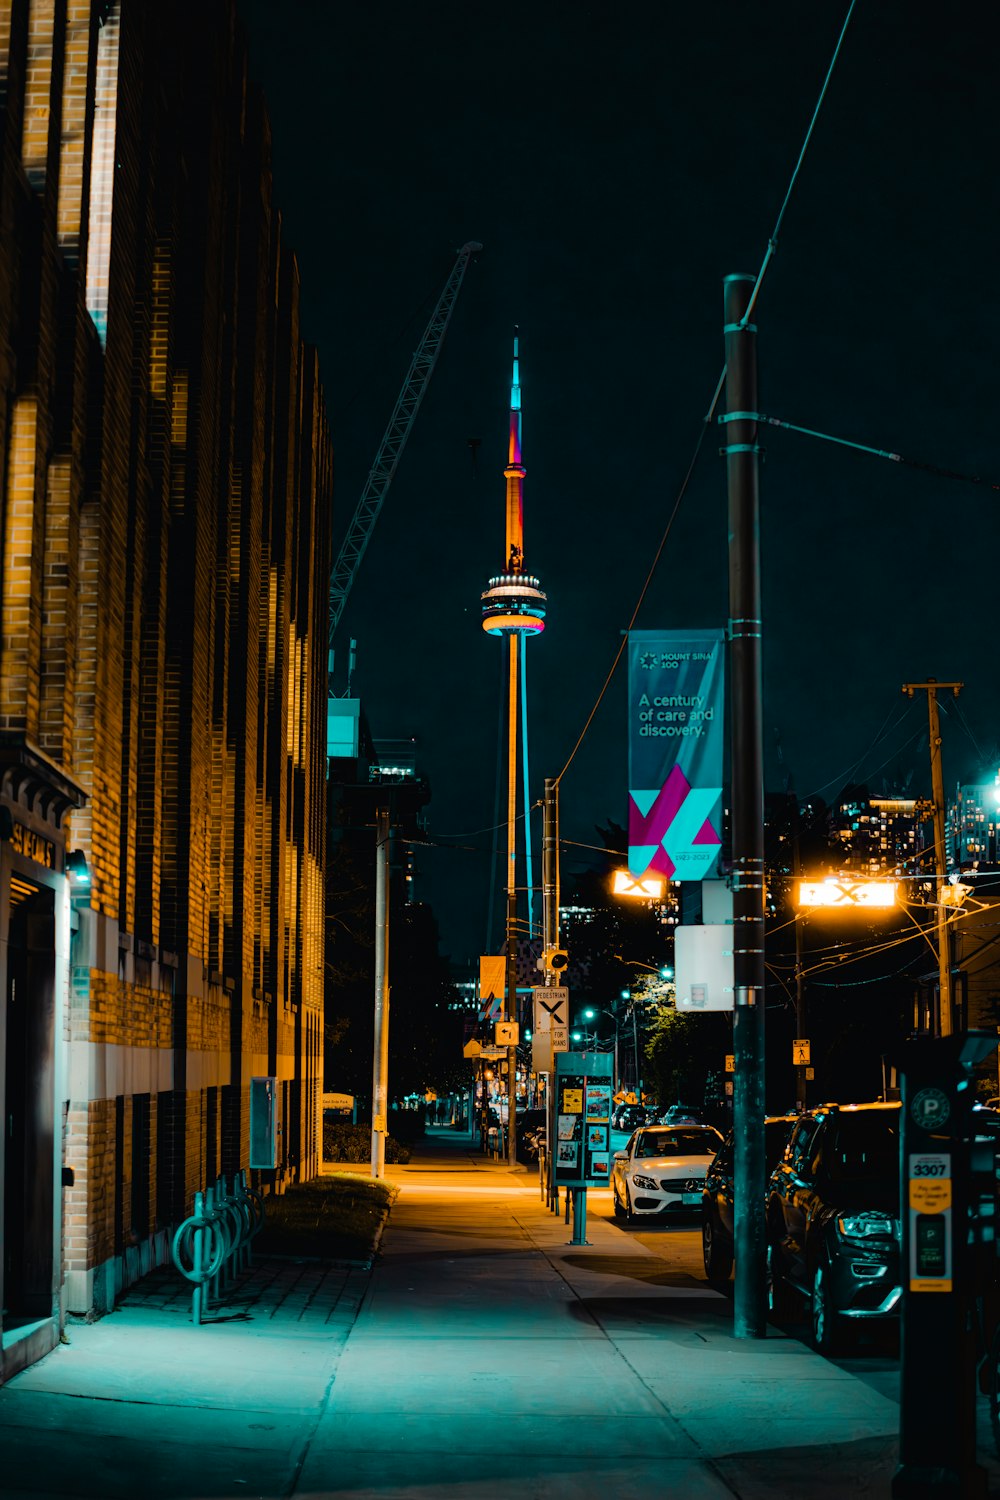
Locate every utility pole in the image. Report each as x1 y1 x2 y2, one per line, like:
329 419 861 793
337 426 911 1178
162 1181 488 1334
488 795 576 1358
902 679 963 1038
542 777 560 958
370 804 391 1179
723 273 768 1339
792 800 807 1111
542 776 560 1206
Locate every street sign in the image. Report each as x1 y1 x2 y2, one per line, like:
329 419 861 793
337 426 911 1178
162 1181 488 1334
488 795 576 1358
532 1035 553 1074
792 1038 811 1066
533 985 569 1031
805 1067 815 1081
463 1040 482 1059
321 1092 354 1110
550 1023 569 1052
495 1021 519 1046
478 1046 507 1060
724 1054 735 1073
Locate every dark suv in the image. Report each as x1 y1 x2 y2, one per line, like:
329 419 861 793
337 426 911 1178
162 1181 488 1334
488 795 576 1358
766 1102 901 1353
701 1114 799 1285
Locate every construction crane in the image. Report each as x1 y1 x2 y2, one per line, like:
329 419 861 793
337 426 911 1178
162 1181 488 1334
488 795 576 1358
327 240 483 694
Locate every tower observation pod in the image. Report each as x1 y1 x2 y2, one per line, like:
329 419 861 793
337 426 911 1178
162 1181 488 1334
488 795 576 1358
481 332 546 636
481 331 546 1170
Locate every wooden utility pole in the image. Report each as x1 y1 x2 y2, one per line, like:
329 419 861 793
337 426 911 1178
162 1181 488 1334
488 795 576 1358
902 679 963 1037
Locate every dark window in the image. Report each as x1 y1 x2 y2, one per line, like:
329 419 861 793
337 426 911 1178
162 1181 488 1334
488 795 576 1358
131 1094 150 1239
826 1112 898 1183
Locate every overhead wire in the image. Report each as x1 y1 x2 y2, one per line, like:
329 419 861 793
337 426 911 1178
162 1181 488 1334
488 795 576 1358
755 411 1000 496
802 699 914 801
554 0 858 789
553 365 728 787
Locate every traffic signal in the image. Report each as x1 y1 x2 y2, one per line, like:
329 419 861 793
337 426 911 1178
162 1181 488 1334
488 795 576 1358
535 946 569 974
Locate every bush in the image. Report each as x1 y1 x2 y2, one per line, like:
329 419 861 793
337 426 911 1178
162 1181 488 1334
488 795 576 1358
324 1120 410 1164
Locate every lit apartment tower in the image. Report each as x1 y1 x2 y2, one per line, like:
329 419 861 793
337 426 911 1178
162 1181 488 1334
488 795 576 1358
951 776 1000 869
481 334 546 1164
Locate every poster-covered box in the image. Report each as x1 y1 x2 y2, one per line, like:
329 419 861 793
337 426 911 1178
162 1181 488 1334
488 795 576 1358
553 1051 614 1188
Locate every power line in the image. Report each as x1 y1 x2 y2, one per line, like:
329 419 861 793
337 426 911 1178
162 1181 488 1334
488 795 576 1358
740 0 858 327
554 2 857 789
801 700 914 800
755 411 1000 495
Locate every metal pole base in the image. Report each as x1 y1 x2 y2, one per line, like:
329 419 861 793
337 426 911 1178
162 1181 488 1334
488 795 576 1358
568 1188 591 1246
892 1464 987 1500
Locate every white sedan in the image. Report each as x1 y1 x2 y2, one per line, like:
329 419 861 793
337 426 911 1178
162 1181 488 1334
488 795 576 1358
612 1124 724 1222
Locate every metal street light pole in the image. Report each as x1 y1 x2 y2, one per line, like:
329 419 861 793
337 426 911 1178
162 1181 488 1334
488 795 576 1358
724 273 767 1339
370 804 391 1179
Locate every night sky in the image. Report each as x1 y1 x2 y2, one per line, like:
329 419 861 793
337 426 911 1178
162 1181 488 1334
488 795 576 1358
238 1 1000 965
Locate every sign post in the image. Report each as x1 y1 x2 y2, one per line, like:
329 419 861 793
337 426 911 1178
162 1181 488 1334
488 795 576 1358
553 1050 614 1245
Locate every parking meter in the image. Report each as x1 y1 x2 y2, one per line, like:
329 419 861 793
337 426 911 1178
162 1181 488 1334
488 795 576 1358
893 1031 998 1500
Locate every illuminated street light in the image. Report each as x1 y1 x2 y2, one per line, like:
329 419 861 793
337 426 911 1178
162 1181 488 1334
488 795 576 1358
612 868 667 900
797 877 898 909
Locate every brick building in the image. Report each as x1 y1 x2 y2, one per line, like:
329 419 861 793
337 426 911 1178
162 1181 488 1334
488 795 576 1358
0 0 332 1380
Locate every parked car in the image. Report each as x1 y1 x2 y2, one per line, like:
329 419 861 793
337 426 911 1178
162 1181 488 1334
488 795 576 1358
701 1113 799 1285
655 1104 708 1127
515 1108 548 1164
766 1101 901 1353
611 1103 648 1133
612 1124 724 1222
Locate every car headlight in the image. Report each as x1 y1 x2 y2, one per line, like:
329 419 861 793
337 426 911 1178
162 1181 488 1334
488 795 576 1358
836 1211 898 1241
631 1173 659 1191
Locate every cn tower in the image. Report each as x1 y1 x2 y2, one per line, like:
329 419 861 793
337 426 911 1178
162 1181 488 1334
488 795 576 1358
481 331 546 1167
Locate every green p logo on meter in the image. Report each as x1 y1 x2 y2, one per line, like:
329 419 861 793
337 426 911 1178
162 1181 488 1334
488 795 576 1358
908 1152 952 1292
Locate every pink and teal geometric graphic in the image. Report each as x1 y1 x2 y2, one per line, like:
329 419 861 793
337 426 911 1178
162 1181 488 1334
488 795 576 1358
628 765 722 881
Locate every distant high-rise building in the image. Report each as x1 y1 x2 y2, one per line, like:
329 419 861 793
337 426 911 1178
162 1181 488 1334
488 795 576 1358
950 774 1000 870
833 793 927 876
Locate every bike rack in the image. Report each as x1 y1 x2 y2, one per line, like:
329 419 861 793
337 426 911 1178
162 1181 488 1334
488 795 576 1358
170 1170 265 1325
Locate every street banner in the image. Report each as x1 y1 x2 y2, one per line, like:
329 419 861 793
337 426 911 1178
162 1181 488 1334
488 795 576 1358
627 628 725 883
479 954 506 1021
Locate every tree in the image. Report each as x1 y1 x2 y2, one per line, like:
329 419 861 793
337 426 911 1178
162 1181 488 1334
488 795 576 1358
644 1001 729 1112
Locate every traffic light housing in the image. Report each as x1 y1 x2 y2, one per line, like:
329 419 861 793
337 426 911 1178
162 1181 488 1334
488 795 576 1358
536 946 569 974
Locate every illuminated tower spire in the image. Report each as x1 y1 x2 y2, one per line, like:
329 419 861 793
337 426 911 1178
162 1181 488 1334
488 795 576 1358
479 333 547 1169
482 330 546 636
505 329 525 574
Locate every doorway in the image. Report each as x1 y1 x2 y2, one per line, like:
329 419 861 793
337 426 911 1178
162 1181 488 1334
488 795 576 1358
3 880 56 1329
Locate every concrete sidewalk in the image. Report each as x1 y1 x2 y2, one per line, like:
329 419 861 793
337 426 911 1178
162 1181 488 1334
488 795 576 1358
0 1127 996 1498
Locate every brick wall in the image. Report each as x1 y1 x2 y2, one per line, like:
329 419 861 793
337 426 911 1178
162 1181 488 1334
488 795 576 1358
0 0 332 1320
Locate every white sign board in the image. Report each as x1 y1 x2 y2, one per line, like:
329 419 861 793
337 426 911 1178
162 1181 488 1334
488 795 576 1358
675 924 734 1011
533 986 569 1031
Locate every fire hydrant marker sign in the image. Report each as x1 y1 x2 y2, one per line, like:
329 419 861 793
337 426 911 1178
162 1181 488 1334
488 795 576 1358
628 629 725 883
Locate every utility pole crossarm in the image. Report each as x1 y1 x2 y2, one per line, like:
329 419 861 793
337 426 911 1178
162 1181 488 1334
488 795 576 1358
327 241 482 668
